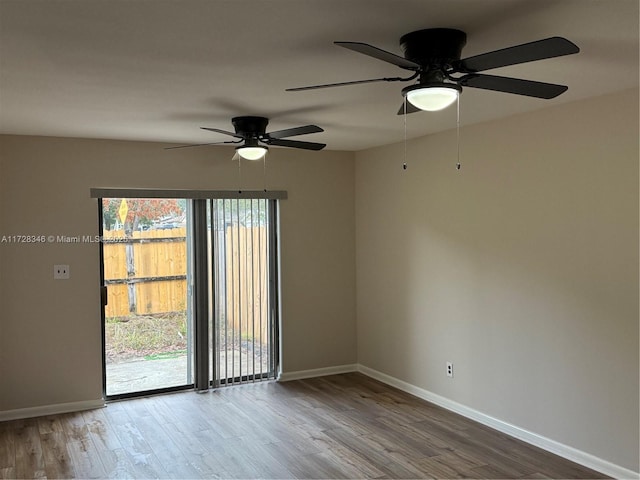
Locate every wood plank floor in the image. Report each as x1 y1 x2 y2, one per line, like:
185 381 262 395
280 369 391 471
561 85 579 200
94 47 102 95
0 373 608 479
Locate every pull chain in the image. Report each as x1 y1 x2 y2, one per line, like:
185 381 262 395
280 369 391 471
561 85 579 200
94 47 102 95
262 153 267 192
238 155 242 193
403 97 408 170
456 94 461 171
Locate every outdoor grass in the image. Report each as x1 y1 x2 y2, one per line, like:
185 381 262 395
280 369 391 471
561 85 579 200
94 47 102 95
105 311 187 362
144 350 188 361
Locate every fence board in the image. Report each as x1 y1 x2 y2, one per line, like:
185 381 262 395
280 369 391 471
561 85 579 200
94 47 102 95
105 284 129 317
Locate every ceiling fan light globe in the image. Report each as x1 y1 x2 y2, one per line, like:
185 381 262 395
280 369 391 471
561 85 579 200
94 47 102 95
405 86 459 111
237 146 267 160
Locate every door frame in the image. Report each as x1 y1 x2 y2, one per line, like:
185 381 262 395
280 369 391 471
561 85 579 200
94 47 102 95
93 189 286 400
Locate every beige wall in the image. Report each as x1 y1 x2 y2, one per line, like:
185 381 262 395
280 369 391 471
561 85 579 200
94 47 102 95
0 136 356 411
1 90 637 473
355 89 639 471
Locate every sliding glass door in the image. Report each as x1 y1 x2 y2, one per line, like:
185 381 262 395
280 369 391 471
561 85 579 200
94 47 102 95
101 198 193 397
98 192 280 399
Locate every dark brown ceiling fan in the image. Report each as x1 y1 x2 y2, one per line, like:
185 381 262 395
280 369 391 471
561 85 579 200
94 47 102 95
167 116 326 159
287 28 580 114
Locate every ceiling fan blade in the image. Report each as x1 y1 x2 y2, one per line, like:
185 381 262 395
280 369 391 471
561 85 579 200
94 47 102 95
200 127 243 138
335 41 420 70
267 125 324 139
267 138 326 151
396 100 422 115
287 76 409 92
460 74 568 99
455 37 579 73
164 141 235 150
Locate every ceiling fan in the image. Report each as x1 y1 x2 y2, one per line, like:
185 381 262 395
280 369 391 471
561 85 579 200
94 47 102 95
167 116 326 159
287 28 580 114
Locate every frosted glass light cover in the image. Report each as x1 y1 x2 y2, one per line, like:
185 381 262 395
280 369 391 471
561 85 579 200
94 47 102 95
406 87 459 111
238 146 267 160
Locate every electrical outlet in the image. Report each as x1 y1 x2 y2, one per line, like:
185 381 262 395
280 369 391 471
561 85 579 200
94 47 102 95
54 264 70 280
446 362 454 378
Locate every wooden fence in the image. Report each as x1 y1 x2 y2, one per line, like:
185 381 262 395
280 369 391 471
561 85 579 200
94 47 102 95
103 228 187 317
103 226 269 341
223 226 269 342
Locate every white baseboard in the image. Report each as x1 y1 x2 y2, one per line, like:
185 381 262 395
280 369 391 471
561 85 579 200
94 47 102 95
0 399 105 422
278 363 358 382
357 364 639 480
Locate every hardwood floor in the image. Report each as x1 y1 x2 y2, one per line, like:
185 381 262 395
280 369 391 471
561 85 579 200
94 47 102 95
0 373 607 479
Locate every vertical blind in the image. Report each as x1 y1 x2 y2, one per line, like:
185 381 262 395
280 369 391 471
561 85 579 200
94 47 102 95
211 198 278 386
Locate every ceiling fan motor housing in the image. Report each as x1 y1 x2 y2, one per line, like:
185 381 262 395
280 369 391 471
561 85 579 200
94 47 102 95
232 116 269 137
400 28 467 70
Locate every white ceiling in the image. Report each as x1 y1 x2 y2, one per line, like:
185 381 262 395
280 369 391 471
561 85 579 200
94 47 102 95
0 0 638 151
